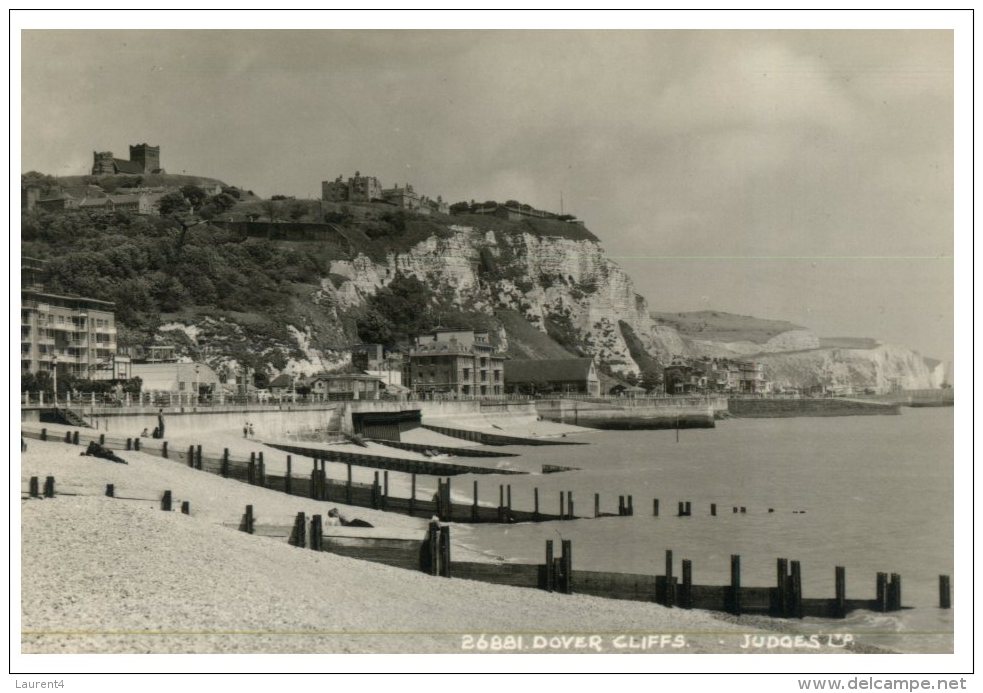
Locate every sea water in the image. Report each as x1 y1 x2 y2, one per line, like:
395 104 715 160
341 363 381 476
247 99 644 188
455 408 954 654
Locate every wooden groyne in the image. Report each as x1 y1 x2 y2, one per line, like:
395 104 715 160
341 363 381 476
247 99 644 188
237 516 950 619
367 438 520 458
21 426 569 524
264 441 523 475
421 423 585 446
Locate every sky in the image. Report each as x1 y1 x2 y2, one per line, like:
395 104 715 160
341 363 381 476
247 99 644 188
20 29 954 361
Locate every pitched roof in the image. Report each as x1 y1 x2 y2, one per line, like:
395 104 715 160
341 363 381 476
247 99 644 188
268 373 293 388
113 158 144 175
504 358 595 383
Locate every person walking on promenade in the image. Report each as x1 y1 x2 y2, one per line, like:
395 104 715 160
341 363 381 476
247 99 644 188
157 409 166 439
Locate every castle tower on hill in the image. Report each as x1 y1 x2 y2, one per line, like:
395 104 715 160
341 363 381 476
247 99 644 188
91 143 163 175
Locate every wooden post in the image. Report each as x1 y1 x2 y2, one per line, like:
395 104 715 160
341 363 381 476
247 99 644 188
320 465 328 501
561 539 572 594
43 476 55 498
383 470 389 510
733 506 738 514
559 490 565 520
776 558 789 617
186 445 194 468
248 454 256 485
790 560 803 618
444 478 452 521
835 566 846 617
472 480 478 522
99 433 105 445
567 491 573 519
196 445 203 470
161 490 172 512
427 521 440 576
545 540 555 592
105 483 114 498
939 575 952 609
439 525 451 578
677 501 685 516
664 549 675 607
876 572 888 612
681 559 692 609
740 506 747 514
498 485 505 522
729 554 741 615
29 476 39 498
595 493 600 518
627 495 633 516
710 503 717 516
285 455 292 495
257 451 264 484
221 448 229 477
686 501 692 516
125 437 132 450
181 501 190 515
889 573 902 611
653 498 659 516
291 512 306 548
134 438 141 451
65 431 72 444
410 473 417 516
346 463 352 504
619 495 625 516
310 515 322 551
507 485 512 517
162 441 168 459
372 471 380 509
533 487 540 521
41 428 46 442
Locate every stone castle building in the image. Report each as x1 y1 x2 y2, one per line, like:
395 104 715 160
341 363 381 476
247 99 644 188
92 143 163 176
322 171 448 214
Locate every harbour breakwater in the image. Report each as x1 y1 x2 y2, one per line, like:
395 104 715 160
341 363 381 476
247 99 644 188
727 398 901 418
534 397 723 430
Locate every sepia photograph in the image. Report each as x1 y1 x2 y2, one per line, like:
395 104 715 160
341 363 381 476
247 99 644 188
11 9 969 680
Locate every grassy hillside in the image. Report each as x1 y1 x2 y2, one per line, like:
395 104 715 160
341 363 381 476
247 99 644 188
818 337 880 350
651 310 806 344
51 172 230 192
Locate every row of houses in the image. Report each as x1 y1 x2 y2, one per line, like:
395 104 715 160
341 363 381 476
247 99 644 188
663 356 770 395
23 186 167 215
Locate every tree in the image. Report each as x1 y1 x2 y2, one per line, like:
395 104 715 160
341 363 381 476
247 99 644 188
261 199 281 223
158 191 191 217
449 201 470 214
287 201 307 221
179 185 208 210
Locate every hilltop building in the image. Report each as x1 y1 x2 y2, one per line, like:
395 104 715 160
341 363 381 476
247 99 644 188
406 329 505 397
321 172 447 214
92 143 163 176
504 358 601 397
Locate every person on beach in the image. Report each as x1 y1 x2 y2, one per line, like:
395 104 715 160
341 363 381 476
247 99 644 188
248 423 255 437
243 423 249 438
141 428 149 438
327 507 373 528
82 440 127 464
157 409 165 439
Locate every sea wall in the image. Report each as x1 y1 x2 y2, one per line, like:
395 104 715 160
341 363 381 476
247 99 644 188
727 398 901 418
85 405 342 439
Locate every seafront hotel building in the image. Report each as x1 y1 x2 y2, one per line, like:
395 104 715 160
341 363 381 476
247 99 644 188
20 288 124 380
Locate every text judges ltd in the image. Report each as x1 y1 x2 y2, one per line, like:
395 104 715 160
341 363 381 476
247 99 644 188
460 634 687 652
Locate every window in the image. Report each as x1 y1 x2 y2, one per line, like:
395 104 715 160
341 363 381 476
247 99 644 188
463 368 470 380
494 371 501 382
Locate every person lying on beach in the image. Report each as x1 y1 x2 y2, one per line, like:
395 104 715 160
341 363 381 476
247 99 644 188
81 441 127 464
327 507 373 528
